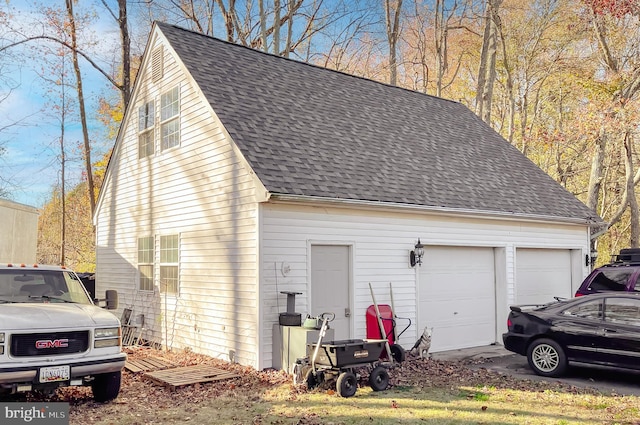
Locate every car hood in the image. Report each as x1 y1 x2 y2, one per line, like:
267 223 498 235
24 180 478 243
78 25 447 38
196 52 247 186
0 303 119 330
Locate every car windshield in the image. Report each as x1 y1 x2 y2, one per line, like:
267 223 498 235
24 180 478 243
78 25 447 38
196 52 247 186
0 269 93 305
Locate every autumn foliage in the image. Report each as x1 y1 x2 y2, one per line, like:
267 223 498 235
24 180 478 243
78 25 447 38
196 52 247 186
584 0 640 17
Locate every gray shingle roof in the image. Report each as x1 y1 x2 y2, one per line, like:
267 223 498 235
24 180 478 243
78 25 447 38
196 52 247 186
157 22 601 223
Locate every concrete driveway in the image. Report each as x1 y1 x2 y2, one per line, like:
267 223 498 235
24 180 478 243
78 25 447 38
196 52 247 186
431 345 640 396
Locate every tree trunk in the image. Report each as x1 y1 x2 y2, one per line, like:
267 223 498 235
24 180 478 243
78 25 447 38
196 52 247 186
586 126 606 212
118 0 130 110
385 0 403 86
475 0 501 123
59 75 66 266
434 0 446 97
624 132 640 247
285 0 294 57
481 0 500 124
496 6 514 143
274 0 281 54
215 0 235 41
259 0 268 52
66 0 95 220
475 0 491 117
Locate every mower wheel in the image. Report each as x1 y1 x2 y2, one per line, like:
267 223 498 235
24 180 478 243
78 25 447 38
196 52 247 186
336 371 358 398
390 344 406 363
368 366 389 391
305 369 320 390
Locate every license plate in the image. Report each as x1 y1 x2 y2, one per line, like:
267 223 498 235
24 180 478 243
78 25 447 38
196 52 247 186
39 365 70 383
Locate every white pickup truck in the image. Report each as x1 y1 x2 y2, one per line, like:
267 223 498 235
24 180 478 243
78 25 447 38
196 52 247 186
0 264 126 402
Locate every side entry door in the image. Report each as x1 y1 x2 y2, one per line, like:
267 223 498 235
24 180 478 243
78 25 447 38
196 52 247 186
311 245 351 340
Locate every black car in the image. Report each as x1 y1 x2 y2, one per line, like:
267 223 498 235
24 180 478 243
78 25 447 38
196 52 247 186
503 293 640 377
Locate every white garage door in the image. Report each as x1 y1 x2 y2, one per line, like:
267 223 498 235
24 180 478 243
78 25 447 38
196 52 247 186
419 246 496 352
516 248 572 305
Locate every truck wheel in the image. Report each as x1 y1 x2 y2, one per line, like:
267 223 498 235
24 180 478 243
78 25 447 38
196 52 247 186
91 371 121 402
336 371 357 398
368 366 389 391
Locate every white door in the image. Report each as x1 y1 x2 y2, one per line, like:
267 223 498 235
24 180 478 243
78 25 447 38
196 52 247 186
419 246 496 352
311 245 351 340
516 248 572 305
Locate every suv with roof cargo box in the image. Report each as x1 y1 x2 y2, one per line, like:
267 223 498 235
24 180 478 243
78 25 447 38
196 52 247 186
0 264 126 401
575 248 640 297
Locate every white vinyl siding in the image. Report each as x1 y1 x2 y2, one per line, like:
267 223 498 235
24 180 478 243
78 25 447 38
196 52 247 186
259 202 590 368
95 35 260 368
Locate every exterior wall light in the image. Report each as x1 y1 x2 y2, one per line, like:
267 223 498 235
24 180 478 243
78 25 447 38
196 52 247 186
410 238 425 267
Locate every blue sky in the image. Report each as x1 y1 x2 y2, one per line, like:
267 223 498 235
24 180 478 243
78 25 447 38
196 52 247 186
0 0 137 208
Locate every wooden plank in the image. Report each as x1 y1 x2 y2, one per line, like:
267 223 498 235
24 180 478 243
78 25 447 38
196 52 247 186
144 365 239 389
125 356 176 373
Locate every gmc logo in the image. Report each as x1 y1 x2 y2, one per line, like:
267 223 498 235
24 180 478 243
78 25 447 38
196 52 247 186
35 339 69 349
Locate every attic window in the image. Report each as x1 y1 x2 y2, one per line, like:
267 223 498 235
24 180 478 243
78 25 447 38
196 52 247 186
138 101 155 159
151 46 164 82
160 86 180 150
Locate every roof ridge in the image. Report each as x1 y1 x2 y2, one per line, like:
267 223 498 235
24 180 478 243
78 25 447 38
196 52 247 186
154 21 461 106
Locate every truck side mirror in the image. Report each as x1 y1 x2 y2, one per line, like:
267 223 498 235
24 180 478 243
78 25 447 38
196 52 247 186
105 290 118 310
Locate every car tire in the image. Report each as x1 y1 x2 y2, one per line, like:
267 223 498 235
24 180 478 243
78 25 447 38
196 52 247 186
336 371 358 398
91 371 121 402
368 366 389 391
526 338 567 377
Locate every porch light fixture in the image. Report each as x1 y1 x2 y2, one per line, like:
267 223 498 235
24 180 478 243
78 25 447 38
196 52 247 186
410 238 425 267
585 248 598 267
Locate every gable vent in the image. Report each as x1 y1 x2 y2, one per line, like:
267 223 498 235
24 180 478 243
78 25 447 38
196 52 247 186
151 46 164 82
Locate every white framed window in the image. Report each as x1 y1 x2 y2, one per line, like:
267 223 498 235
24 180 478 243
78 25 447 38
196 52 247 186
137 236 154 291
159 234 179 295
160 86 180 151
138 101 155 159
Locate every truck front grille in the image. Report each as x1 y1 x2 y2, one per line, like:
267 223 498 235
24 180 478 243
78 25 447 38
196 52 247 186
10 331 89 357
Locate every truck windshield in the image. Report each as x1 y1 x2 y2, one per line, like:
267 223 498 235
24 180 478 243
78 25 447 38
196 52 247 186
0 270 93 305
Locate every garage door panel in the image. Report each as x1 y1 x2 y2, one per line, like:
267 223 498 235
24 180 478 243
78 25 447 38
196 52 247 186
420 296 494 317
516 249 571 305
419 246 496 352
